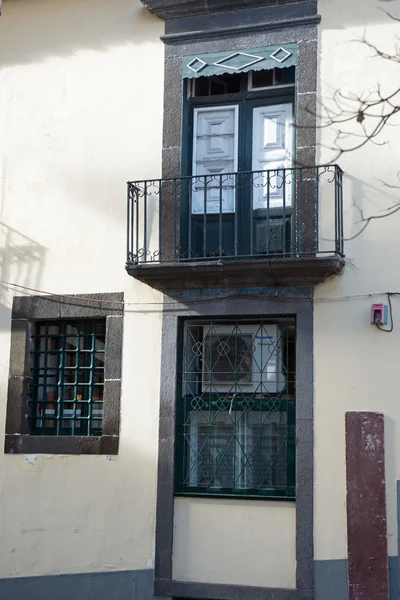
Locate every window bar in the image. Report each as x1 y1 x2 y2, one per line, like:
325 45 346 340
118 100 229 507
29 330 39 431
219 175 223 257
71 324 79 436
207 324 212 493
243 406 248 492
266 171 271 254
285 322 289 490
88 327 95 435
259 321 264 493
172 180 177 260
135 184 139 263
42 323 49 434
182 323 188 489
188 178 193 259
127 185 131 263
298 168 303 254
234 174 238 256
203 175 207 257
57 323 66 436
233 326 238 492
250 172 254 256
315 167 319 253
282 168 287 255
143 181 148 263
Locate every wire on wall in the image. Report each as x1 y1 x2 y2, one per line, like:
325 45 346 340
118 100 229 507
1 279 400 311
375 293 394 333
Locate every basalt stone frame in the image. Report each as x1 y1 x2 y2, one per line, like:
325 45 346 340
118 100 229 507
4 292 124 455
157 1 320 273
154 287 314 600
140 1 320 597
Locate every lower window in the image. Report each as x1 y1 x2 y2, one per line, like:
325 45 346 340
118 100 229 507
175 317 296 499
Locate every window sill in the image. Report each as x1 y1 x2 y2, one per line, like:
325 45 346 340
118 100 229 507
4 434 119 455
174 490 295 501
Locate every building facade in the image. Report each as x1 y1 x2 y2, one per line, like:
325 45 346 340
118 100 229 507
0 0 399 599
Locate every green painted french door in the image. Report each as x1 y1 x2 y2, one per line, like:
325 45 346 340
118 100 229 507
184 98 294 259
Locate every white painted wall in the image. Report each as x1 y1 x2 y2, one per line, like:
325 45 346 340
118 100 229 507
173 497 296 588
3 0 398 584
315 0 400 562
0 0 165 577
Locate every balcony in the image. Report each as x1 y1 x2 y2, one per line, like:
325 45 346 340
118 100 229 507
126 165 345 290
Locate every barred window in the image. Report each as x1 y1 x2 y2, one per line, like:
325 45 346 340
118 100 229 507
29 320 105 436
175 318 296 499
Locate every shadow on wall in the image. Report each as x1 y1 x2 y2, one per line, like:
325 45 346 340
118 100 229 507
343 173 400 239
0 222 46 330
0 0 162 68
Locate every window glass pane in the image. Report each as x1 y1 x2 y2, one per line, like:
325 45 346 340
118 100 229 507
251 69 273 88
94 352 104 367
280 65 295 85
192 73 241 97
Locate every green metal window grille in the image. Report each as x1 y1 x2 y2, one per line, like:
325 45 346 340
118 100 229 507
175 317 296 499
29 320 106 436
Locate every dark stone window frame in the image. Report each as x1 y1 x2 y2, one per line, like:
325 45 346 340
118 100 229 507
5 292 124 456
161 12 319 265
155 289 314 600
142 2 319 598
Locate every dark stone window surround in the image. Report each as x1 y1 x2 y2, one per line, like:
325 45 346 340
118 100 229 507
144 2 318 598
4 293 124 456
160 2 319 260
154 287 314 600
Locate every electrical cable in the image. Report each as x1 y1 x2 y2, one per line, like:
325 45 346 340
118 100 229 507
1 279 400 309
375 293 394 333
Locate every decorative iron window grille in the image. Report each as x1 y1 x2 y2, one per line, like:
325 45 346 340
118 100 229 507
29 320 106 436
175 317 296 499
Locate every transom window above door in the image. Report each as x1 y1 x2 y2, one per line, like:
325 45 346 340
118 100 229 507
188 67 295 97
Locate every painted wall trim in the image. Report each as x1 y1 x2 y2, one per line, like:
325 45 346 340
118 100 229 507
154 288 314 600
0 560 397 600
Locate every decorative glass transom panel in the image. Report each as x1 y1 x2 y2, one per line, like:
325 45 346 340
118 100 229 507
175 318 296 499
29 320 105 436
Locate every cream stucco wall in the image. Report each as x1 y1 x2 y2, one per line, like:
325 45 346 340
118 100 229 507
2 0 399 584
172 497 296 588
0 0 165 577
315 0 400 562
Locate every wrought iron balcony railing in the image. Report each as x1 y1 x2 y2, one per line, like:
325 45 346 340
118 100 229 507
126 165 344 266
